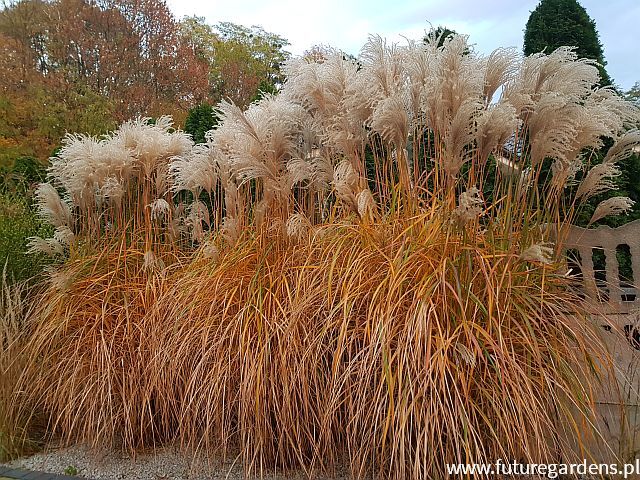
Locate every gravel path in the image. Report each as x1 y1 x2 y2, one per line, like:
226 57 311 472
2 445 349 479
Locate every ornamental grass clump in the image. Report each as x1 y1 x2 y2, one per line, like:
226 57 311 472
13 117 194 450
12 33 640 478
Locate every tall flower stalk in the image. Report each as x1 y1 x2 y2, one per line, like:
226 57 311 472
167 36 640 254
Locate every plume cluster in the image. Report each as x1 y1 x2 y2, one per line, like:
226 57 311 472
29 117 193 255
166 36 639 246
25 36 640 254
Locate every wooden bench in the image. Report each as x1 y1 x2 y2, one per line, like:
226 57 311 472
564 221 640 466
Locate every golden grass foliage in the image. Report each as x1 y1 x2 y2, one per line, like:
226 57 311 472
13 216 609 478
151 217 607 478
0 270 39 461
5 34 640 477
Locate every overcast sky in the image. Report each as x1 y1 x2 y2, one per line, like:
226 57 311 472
166 0 639 90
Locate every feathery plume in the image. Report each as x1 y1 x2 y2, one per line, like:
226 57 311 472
201 241 220 261
520 243 555 265
475 104 518 165
186 201 210 242
602 130 640 164
148 198 171 221
333 160 360 212
550 157 584 191
575 163 621 200
100 177 125 204
26 236 64 256
286 157 313 186
47 267 72 291
221 216 242 245
53 226 75 247
170 143 220 195
482 47 518 103
526 92 579 167
589 196 635 224
286 213 312 240
359 35 404 98
369 93 409 148
442 100 481 176
34 183 72 228
356 189 376 220
454 187 483 223
308 152 334 190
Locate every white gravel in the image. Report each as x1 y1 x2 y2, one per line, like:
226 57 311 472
2 444 350 479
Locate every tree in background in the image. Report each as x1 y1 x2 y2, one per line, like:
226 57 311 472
180 17 290 108
423 25 459 48
524 0 612 85
522 0 640 231
0 2 292 170
0 0 210 166
214 22 289 103
627 82 640 106
184 103 218 144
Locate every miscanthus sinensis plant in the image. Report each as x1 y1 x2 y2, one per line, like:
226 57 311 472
16 33 640 479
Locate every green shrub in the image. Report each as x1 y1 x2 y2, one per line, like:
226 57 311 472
0 157 47 198
0 194 51 283
184 103 218 143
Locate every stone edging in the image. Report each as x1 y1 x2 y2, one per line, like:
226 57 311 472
0 466 79 479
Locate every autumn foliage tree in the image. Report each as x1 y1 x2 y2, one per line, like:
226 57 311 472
180 17 290 108
0 0 291 174
0 0 209 164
